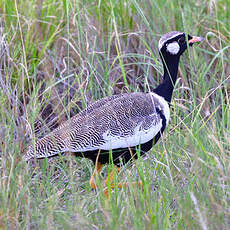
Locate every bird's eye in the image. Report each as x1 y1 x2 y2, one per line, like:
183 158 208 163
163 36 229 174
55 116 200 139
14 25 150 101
178 37 185 44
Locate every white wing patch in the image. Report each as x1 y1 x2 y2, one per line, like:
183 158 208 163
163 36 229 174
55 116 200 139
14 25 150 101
100 120 162 150
166 42 180 55
149 92 170 124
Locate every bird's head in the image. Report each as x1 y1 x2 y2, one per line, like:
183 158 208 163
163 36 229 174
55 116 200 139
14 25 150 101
158 31 204 57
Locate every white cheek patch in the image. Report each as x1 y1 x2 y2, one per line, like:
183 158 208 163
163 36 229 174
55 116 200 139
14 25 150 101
166 42 180 55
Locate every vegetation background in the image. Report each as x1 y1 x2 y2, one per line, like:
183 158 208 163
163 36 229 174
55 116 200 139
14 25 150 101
0 0 229 229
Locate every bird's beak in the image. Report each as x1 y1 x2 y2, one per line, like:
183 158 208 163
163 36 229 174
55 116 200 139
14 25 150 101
188 36 204 46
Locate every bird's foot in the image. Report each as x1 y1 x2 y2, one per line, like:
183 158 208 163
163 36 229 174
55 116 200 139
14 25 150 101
89 164 143 197
103 181 143 197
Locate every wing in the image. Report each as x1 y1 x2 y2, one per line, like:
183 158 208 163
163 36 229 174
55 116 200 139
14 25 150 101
24 92 169 161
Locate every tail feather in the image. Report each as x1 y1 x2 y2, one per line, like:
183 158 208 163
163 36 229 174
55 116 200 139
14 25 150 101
23 133 68 161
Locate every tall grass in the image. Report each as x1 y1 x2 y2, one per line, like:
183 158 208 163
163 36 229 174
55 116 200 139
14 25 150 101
0 0 229 229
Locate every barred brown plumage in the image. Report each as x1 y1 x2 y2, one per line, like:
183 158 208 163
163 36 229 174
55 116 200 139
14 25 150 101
24 92 168 161
24 31 203 192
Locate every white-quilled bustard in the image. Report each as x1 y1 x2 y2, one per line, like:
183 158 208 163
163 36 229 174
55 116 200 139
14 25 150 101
24 31 203 190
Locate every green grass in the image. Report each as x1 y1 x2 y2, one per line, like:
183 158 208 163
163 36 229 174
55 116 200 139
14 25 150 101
0 0 229 229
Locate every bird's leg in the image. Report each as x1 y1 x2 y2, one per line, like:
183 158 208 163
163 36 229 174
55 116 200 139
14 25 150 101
89 149 103 189
103 166 143 197
105 181 143 190
90 149 143 196
104 166 120 186
104 167 143 188
89 162 103 189
103 148 143 196
103 166 119 197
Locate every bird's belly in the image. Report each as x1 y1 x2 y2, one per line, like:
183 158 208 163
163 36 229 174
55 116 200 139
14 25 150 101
75 137 155 165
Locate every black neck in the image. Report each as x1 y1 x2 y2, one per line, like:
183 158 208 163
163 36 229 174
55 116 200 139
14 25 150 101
153 53 180 103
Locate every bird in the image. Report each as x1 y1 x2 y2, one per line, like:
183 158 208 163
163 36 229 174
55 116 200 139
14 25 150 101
24 31 203 191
